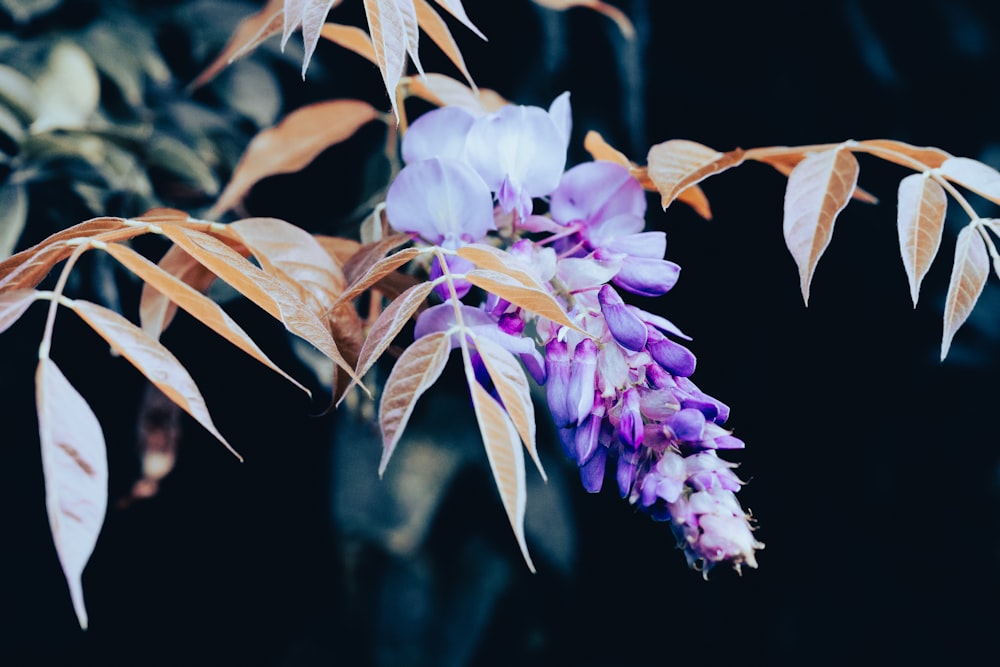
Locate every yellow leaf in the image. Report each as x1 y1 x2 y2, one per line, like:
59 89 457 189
941 224 989 361
647 139 744 210
465 268 583 334
470 332 545 481
71 299 242 460
104 242 309 396
158 225 361 386
782 148 860 304
896 173 946 307
469 378 533 571
378 331 451 475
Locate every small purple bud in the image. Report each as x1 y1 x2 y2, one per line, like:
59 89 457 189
520 350 547 385
567 339 598 423
681 398 719 421
580 445 607 493
647 326 696 377
557 425 577 459
712 435 745 450
545 340 573 427
574 412 602 464
644 363 677 390
665 408 706 442
617 388 644 449
598 285 648 352
616 450 638 498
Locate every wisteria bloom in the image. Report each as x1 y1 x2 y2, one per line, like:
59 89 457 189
391 93 762 576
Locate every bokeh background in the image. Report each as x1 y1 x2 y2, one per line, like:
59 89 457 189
2 1 1000 664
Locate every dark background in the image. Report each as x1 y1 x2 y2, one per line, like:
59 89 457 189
3 0 1000 665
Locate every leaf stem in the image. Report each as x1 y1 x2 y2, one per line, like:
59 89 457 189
38 241 89 360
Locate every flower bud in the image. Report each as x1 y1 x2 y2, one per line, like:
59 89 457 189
647 326 696 377
598 285 648 352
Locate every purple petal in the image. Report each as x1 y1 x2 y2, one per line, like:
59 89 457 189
544 340 573 427
647 327 697 377
612 258 681 297
665 408 706 442
464 104 567 213
574 412 602 464
385 157 495 244
628 305 691 340
548 91 572 151
617 387 643 449
579 444 607 493
401 106 476 164
598 285 648 352
568 339 598 423
616 449 638 498
549 161 645 226
712 435 745 450
600 231 667 259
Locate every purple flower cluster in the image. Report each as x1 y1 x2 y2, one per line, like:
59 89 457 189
384 94 762 575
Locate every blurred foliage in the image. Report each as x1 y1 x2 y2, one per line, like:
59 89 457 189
0 0 296 260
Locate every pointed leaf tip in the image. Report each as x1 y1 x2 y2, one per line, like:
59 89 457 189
941 224 989 361
897 173 946 307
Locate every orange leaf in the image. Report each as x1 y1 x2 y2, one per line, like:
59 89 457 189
583 130 631 167
941 224 989 361
465 268 583 334
938 157 1000 208
104 243 309 396
897 173 946 307
0 217 128 290
36 357 108 630
188 0 284 89
469 378 533 571
531 0 635 38
71 300 241 459
647 139 744 210
138 245 218 338
414 0 475 89
782 148 860 304
335 246 421 307
0 287 37 333
208 99 382 217
855 139 952 170
470 332 545 480
320 22 378 64
353 281 434 381
158 226 360 385
404 72 506 115
341 233 412 284
313 233 362 267
377 330 451 475
677 185 712 220
228 217 347 314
